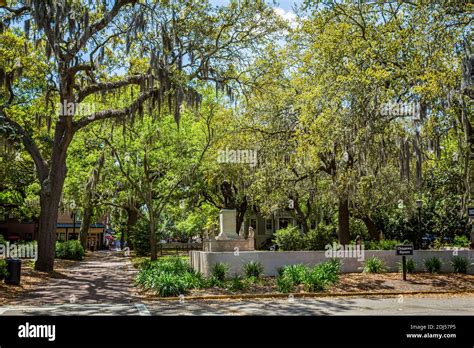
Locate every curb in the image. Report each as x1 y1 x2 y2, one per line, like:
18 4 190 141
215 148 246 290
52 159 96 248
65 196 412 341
149 289 474 302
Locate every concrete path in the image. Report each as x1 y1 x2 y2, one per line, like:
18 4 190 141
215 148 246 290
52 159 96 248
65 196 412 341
139 295 474 316
3 250 140 305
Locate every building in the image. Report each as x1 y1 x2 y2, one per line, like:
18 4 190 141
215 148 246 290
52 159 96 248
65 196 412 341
243 210 301 249
0 211 105 250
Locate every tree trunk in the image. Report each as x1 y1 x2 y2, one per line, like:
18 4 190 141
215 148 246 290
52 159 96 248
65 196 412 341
80 205 93 249
35 92 74 271
236 197 248 235
126 206 138 248
338 198 350 245
36 189 62 272
362 217 379 241
149 211 157 261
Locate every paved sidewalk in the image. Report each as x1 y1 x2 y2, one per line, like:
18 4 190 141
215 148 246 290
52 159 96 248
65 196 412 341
6 251 139 306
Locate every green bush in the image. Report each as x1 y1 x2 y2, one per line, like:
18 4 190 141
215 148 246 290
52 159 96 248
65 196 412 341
281 264 308 285
424 257 442 273
362 256 387 273
302 267 327 292
243 261 264 279
317 258 342 284
304 224 337 250
276 275 295 293
0 259 8 279
211 262 229 282
228 275 249 292
153 272 187 297
273 226 304 251
135 256 204 296
453 235 470 248
55 240 85 260
450 256 470 274
397 258 416 273
0 235 6 245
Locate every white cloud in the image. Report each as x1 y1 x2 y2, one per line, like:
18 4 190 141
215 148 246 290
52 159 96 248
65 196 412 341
274 7 297 24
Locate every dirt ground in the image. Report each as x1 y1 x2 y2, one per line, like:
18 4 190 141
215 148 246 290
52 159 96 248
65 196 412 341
181 273 474 297
0 259 78 305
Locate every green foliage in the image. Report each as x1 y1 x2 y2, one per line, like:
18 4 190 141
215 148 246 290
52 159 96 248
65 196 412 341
281 264 307 285
228 275 250 292
362 256 387 273
365 240 401 250
55 240 85 260
273 226 304 251
135 257 204 297
453 235 470 248
424 257 442 273
278 260 342 293
211 262 229 282
242 261 264 279
303 267 327 292
276 275 295 293
450 256 470 274
0 235 6 245
0 259 8 278
397 258 416 273
304 224 337 250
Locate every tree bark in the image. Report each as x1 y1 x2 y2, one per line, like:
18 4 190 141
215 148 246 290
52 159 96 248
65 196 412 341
362 216 379 241
35 150 68 272
338 197 350 245
80 206 93 249
149 210 157 261
125 206 138 247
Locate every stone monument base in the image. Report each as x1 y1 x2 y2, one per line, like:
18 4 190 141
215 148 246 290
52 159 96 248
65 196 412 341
203 238 255 252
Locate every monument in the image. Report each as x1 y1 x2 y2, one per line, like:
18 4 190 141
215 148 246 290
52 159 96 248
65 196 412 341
203 209 255 251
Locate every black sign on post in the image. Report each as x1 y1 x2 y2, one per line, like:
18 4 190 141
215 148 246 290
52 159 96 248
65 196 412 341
396 245 414 281
396 245 413 256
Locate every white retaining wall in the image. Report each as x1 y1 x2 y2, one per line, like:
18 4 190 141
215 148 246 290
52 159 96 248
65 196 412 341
189 250 474 277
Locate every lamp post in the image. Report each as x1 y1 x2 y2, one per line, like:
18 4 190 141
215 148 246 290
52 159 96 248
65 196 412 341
416 199 422 245
70 202 77 239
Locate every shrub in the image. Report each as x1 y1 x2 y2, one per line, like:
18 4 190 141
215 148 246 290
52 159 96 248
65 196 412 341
317 258 342 284
243 261 264 279
424 257 442 273
0 235 6 245
273 226 304 251
55 240 85 260
211 262 229 282
153 272 187 297
135 256 204 296
276 275 295 293
451 256 470 274
304 224 337 250
362 256 387 273
0 259 7 279
281 264 308 285
453 235 470 248
397 258 416 273
302 268 327 292
228 275 249 292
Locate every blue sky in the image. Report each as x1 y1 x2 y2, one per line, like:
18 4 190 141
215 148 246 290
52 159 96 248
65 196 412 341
210 0 303 13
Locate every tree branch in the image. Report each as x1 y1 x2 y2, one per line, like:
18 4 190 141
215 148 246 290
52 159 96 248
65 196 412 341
76 74 149 102
0 115 48 182
73 87 158 131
